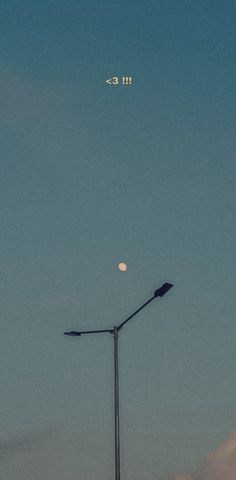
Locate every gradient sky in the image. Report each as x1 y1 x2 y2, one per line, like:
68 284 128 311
1 1 236 479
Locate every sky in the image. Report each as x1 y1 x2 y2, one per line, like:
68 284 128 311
0 0 236 478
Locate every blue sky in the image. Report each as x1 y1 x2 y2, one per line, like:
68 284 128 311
1 1 236 479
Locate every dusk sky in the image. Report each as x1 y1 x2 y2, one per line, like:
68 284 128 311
1 1 236 479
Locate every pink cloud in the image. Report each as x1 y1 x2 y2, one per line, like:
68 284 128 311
172 476 193 480
173 430 236 480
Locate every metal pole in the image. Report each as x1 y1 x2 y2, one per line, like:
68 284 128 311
114 326 120 480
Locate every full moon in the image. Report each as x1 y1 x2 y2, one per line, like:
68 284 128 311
118 262 127 272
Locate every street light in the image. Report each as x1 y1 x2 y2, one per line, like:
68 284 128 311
64 282 173 480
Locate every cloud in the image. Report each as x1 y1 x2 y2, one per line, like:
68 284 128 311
172 430 236 480
0 426 54 458
172 477 193 480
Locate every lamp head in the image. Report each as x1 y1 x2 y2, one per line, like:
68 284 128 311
64 331 81 336
154 282 173 297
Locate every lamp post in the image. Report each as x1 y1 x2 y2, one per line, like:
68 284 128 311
64 282 173 480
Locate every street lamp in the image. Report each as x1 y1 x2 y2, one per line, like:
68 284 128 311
64 282 173 480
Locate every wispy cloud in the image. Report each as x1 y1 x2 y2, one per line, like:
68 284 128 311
172 430 236 480
0 426 54 457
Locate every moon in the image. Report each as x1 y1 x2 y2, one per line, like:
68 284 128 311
118 262 127 272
